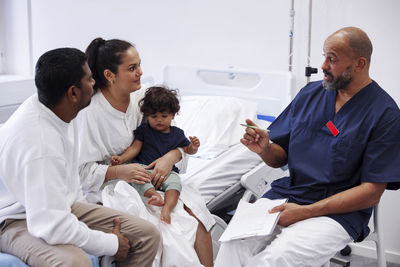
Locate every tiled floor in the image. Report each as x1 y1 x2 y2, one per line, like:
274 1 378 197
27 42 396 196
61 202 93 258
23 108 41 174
329 253 400 267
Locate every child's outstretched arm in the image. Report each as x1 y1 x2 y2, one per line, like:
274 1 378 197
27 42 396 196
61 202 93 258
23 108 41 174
113 139 143 165
183 136 200 155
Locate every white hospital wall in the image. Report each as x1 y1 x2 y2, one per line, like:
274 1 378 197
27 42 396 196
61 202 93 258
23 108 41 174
28 0 291 83
294 0 400 105
1 0 400 262
0 0 31 76
0 0 4 73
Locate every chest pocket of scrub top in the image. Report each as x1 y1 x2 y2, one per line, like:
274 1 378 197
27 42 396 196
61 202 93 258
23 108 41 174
331 131 366 178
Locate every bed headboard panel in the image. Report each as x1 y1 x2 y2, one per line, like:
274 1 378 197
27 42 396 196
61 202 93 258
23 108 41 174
162 64 294 118
0 77 35 124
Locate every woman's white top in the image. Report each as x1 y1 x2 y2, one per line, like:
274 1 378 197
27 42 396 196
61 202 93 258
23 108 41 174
77 89 144 202
0 94 118 256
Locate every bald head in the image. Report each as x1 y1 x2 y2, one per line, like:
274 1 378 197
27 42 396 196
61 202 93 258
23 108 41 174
328 27 373 65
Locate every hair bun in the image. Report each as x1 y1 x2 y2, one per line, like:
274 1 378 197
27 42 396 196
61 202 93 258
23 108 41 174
93 37 106 47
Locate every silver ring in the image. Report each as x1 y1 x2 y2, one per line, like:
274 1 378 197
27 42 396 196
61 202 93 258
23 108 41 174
161 176 165 179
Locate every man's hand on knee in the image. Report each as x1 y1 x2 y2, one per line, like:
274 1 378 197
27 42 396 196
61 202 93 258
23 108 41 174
112 218 131 261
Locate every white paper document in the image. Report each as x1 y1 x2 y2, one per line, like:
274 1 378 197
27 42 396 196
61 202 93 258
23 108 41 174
219 198 287 242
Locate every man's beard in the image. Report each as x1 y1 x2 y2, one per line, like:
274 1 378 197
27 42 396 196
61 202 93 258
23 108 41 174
78 98 92 112
322 65 353 91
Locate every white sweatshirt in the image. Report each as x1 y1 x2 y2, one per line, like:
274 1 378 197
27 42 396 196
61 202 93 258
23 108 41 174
0 94 118 256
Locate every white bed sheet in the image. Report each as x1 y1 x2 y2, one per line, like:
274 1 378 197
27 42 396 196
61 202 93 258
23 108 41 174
174 95 258 159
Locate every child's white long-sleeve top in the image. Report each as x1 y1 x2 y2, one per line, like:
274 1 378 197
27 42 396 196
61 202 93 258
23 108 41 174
0 94 118 256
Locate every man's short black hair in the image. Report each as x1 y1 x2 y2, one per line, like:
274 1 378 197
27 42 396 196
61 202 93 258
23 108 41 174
35 48 87 108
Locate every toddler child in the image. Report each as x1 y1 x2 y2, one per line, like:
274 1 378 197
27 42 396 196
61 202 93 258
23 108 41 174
111 86 200 223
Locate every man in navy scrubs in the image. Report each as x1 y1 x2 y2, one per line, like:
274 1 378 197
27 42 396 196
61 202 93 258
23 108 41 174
215 27 400 267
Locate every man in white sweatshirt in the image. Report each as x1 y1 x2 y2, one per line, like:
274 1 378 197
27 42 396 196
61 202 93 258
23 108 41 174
0 48 160 267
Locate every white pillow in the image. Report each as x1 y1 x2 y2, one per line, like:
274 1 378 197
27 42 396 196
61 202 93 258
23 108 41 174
174 95 258 159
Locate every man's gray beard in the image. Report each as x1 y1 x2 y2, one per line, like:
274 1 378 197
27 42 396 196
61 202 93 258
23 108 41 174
323 67 352 91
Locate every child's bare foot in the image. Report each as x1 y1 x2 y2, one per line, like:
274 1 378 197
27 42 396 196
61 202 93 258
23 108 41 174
160 207 172 224
147 195 164 206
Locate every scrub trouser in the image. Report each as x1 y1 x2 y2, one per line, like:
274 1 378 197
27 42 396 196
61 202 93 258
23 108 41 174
0 202 160 267
215 216 352 267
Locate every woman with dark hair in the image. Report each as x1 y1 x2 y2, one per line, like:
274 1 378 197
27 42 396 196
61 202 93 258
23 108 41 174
77 38 214 267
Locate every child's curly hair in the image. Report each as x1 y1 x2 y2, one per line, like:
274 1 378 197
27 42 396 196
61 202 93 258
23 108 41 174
139 86 180 116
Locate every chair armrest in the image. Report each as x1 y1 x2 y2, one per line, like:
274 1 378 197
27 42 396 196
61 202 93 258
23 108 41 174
240 163 289 200
240 162 271 198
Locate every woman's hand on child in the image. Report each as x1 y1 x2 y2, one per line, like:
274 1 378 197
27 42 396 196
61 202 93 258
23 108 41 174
146 155 175 189
117 163 151 184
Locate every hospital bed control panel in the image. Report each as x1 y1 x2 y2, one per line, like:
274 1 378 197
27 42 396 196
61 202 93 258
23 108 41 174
241 162 271 198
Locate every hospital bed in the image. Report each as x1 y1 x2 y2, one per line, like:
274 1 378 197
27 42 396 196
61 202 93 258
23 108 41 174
166 64 293 213
163 64 294 256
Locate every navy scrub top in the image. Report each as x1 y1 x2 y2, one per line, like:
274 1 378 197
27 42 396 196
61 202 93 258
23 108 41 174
263 80 400 242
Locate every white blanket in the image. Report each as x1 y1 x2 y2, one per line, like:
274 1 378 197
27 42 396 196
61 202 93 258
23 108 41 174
102 181 204 267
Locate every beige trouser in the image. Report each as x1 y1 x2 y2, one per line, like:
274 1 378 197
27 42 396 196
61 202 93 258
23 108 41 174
0 202 160 267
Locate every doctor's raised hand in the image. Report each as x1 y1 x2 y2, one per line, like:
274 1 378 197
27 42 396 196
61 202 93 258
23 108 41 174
241 118 287 169
240 118 270 154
